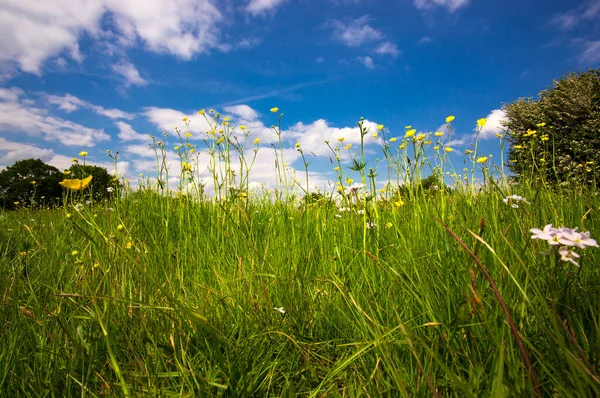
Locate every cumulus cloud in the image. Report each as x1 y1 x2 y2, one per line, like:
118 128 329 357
223 104 260 121
111 60 148 87
43 93 135 119
0 88 110 147
477 109 507 139
413 0 471 13
357 55 375 68
374 41 400 57
116 121 148 141
0 137 128 175
331 16 384 47
0 0 238 78
245 0 287 15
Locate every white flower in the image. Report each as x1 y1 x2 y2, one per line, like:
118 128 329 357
74 203 84 211
559 246 581 266
357 209 365 215
559 229 599 249
106 187 115 193
366 222 377 229
503 195 530 207
335 214 342 218
274 307 285 314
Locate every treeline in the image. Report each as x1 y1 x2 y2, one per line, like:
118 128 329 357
0 158 116 210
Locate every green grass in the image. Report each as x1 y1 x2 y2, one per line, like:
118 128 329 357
1 115 600 396
1 183 599 396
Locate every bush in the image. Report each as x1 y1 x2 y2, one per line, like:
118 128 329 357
503 69 600 186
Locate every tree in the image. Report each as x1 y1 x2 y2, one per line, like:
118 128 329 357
67 163 117 201
503 69 600 186
0 158 63 209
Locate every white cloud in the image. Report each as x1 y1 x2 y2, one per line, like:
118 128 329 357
580 41 600 65
549 1 600 32
0 137 55 166
413 0 471 12
246 0 286 15
374 41 400 57
0 0 226 77
357 55 375 68
111 60 148 87
284 118 382 157
43 93 135 119
223 104 259 121
417 36 433 45
477 109 507 139
143 106 214 137
0 137 128 176
0 86 25 102
0 90 110 147
331 16 384 47
116 121 148 141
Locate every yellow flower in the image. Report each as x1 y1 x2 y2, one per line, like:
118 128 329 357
125 241 133 250
444 147 454 153
253 138 260 144
63 170 71 175
372 132 378 138
117 224 125 232
79 151 88 157
385 222 393 229
389 137 397 143
416 133 426 141
424 140 432 145
346 178 354 185
334 167 339 171
476 156 488 163
495 133 503 138
209 109 214 113
476 118 487 127
71 250 79 257
71 158 78 163
224 116 230 122
377 124 384 130
433 146 439 150
182 117 189 122
174 145 180 151
345 144 352 150
405 129 416 138
509 159 517 163
240 125 247 131
514 145 523 149
400 142 407 149
198 109 205 115
295 142 301 148
31 181 36 185
185 132 192 138
446 115 455 123
434 131 444 137
338 137 344 142
536 122 546 127
405 125 412 129
394 199 404 207
465 149 473 155
59 175 93 191
270 107 279 113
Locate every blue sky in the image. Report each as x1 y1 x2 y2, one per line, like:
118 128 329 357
1 0 599 193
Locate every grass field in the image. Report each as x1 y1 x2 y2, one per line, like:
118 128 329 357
1 115 599 396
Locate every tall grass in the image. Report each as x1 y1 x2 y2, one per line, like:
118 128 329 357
1 113 599 396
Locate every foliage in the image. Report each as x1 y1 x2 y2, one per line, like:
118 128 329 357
504 69 600 186
0 158 63 209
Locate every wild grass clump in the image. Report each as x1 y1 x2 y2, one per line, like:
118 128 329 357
1 112 599 396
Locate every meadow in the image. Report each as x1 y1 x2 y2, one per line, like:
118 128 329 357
1 112 599 397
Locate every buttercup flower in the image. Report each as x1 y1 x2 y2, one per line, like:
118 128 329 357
444 147 454 153
476 157 488 163
477 118 487 127
434 131 444 137
405 129 416 138
79 151 88 157
253 138 260 144
59 175 93 191
270 107 279 113
377 124 384 130
446 116 455 123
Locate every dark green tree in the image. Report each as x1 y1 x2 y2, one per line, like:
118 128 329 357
0 158 63 209
503 69 600 185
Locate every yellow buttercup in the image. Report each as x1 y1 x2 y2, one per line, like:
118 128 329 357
59 175 93 191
